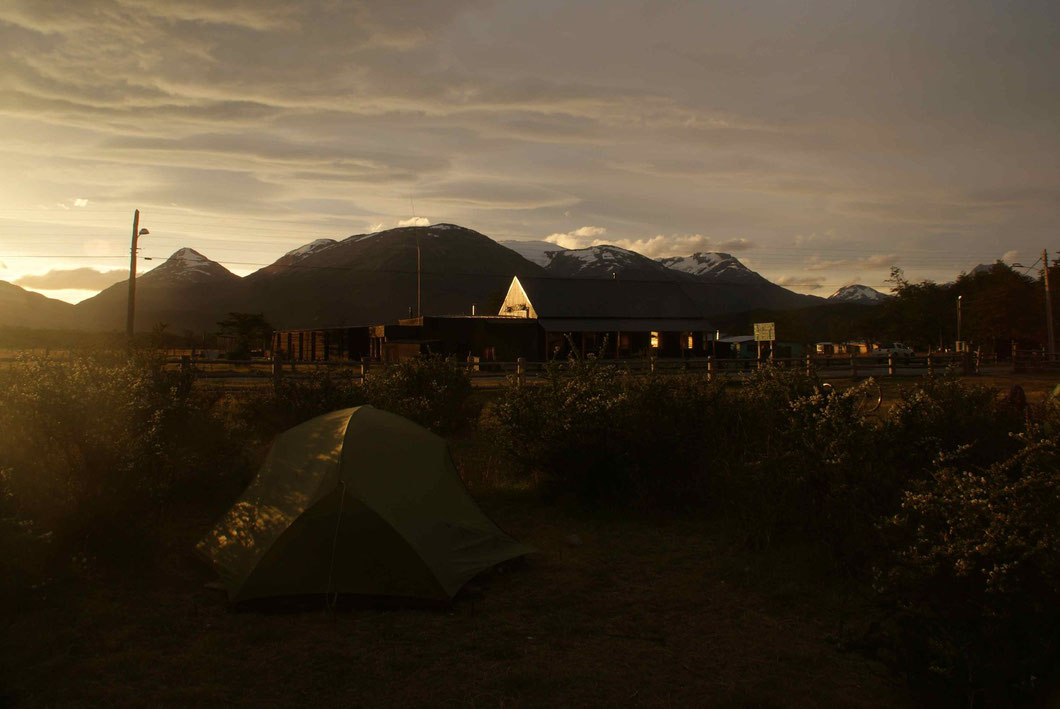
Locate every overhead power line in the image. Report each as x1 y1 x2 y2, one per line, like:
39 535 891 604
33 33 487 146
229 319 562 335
4 237 1037 263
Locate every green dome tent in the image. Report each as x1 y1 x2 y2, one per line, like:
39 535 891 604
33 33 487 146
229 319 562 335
197 406 530 603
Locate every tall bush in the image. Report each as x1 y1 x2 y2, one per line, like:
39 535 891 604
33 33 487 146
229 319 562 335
884 375 1023 472
233 355 471 441
0 353 238 549
723 378 888 557
488 355 727 504
872 431 1060 704
361 355 472 433
233 368 365 445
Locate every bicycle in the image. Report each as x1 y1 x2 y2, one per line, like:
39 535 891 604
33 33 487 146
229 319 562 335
817 378 883 417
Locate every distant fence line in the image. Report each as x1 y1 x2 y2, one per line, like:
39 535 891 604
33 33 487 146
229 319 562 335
156 350 1004 386
9 350 1060 386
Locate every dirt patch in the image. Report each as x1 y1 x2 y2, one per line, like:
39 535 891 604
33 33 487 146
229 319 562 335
0 493 908 707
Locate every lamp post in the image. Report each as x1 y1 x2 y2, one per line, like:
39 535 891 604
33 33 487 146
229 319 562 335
125 209 149 341
956 294 962 350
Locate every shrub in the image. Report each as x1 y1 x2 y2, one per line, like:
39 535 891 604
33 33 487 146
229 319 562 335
884 375 1023 474
0 353 241 550
871 431 1060 704
234 368 366 445
361 355 473 433
724 378 888 557
233 355 471 441
485 355 623 499
488 355 725 505
616 372 728 503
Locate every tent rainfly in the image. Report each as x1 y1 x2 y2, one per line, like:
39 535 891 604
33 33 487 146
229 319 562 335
197 406 530 603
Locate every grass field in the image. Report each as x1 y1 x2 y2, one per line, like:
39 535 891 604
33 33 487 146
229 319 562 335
0 490 911 707
3 371 1059 707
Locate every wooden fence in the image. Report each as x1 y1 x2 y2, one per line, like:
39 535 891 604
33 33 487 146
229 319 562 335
159 350 1000 387
14 349 1060 387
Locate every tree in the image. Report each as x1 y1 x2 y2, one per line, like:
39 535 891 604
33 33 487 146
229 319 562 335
878 263 1042 354
879 268 952 350
954 263 1039 353
217 312 272 358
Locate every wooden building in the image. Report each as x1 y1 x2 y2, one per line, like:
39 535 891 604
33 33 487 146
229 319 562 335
498 276 714 359
271 317 539 363
382 315 542 362
272 326 371 361
271 275 716 363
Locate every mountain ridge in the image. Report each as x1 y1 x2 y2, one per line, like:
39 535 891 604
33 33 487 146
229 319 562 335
73 247 244 332
0 280 76 328
28 224 827 331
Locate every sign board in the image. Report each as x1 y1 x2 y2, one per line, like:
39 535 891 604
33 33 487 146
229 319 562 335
753 322 775 342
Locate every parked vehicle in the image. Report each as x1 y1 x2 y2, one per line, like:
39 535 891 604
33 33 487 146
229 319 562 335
873 342 914 361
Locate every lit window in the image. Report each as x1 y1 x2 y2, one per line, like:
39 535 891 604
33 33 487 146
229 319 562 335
686 335 694 349
650 331 659 349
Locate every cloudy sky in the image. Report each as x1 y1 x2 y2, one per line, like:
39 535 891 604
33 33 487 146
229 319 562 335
1 0 1058 303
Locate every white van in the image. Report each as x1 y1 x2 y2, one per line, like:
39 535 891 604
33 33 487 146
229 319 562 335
873 342 914 360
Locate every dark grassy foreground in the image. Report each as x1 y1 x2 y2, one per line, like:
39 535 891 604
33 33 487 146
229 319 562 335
3 354 1060 707
0 488 908 708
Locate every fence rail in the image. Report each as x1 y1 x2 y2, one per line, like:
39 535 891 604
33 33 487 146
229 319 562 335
150 351 998 386
10 349 1060 386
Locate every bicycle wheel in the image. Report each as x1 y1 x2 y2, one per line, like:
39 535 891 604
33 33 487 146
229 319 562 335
856 379 883 415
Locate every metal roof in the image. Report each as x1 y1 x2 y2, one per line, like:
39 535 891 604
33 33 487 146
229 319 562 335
515 277 706 319
538 318 713 332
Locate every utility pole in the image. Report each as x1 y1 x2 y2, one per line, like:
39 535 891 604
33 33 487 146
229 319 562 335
1045 249 1055 361
125 210 149 341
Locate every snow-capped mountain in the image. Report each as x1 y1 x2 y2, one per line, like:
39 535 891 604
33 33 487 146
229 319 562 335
254 239 338 276
657 252 758 284
73 248 241 331
660 251 820 312
499 239 568 267
827 284 889 304
241 224 545 327
543 245 680 280
140 248 241 284
532 243 819 313
282 238 337 262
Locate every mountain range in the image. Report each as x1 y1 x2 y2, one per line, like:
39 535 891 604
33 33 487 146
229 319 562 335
0 224 890 332
0 280 76 328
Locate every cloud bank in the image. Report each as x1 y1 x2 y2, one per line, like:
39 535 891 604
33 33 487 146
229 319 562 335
0 0 1056 288
545 226 754 258
803 253 897 272
774 275 825 291
14 267 126 291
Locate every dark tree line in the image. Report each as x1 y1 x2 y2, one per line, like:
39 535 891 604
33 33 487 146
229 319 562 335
877 263 1052 354
715 261 1059 354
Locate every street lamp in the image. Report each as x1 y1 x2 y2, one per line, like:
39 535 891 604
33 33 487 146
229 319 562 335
956 294 962 350
126 209 149 341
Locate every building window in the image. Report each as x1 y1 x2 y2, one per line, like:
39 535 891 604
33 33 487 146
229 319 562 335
650 331 659 349
686 334 694 349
